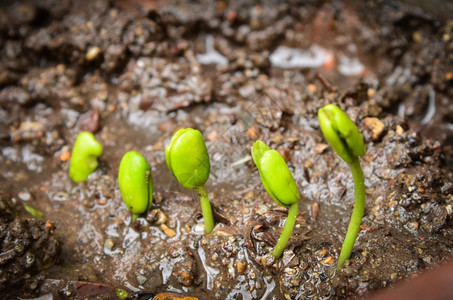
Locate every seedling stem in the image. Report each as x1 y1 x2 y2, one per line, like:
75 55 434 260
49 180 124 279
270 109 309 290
337 156 365 269
272 202 299 258
196 186 215 234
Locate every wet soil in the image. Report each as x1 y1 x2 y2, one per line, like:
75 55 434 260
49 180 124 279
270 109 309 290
1 0 453 299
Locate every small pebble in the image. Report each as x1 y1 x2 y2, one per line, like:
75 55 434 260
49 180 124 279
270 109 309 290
77 110 101 133
53 191 69 202
395 125 404 135
177 269 194 287
360 224 371 230
18 191 32 201
261 254 275 267
412 31 422 43
317 249 328 257
314 143 328 154
388 200 397 207
244 191 254 201
168 218 176 228
59 152 71 161
136 274 147 285
406 221 419 231
104 238 114 251
284 267 296 275
312 202 320 219
154 192 163 204
247 126 259 139
363 117 385 141
160 224 177 237
282 250 299 267
146 209 168 225
367 88 376 98
193 223 205 233
307 84 317 93
237 261 246 274
321 256 334 265
255 204 268 215
446 205 452 215
86 46 101 61
207 130 219 141
249 271 256 279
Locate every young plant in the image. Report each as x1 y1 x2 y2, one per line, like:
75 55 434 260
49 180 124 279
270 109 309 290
318 104 366 269
165 128 214 234
251 140 300 259
69 131 103 182
118 151 153 223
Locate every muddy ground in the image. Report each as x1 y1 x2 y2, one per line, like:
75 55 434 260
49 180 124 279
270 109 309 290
0 0 453 299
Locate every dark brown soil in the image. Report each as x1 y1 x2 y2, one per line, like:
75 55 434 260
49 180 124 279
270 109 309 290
0 0 452 299
0 195 60 293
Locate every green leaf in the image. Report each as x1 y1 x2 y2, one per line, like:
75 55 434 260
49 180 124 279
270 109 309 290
116 289 128 299
69 131 103 182
24 204 44 218
165 128 210 189
251 140 300 208
318 104 365 163
251 140 269 170
118 151 153 216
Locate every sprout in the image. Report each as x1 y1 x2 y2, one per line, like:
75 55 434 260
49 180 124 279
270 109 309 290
24 204 44 218
251 140 300 259
69 131 103 182
165 128 214 234
318 104 366 269
116 289 128 299
118 151 153 223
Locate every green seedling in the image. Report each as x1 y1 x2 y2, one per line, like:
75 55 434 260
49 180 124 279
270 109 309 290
318 104 366 269
116 289 128 299
69 131 103 182
24 204 44 218
118 151 153 223
251 140 300 259
165 128 214 234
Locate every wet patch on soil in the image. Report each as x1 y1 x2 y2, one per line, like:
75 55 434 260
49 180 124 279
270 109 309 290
1 0 453 298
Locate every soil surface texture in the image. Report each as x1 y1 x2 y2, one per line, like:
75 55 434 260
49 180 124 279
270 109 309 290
0 0 452 299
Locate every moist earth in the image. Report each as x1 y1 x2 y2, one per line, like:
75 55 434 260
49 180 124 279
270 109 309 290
0 195 60 293
0 0 452 299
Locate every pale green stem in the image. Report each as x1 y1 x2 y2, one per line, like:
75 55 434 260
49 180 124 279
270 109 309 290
272 202 299 259
131 213 140 224
337 156 365 269
196 185 215 234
